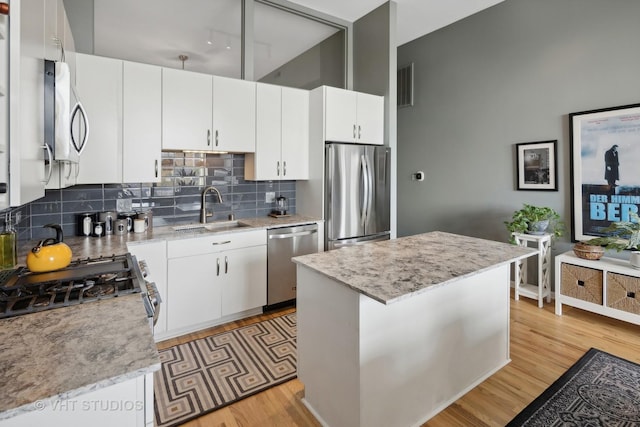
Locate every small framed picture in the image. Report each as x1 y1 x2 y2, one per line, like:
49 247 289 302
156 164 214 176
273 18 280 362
516 140 558 191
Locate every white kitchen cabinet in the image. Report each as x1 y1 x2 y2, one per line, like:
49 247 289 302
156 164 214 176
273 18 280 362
212 75 256 153
122 60 161 183
161 67 212 151
166 229 266 336
162 68 256 153
245 84 309 180
127 240 168 338
7 0 47 207
75 53 122 184
324 86 384 145
0 374 151 427
75 54 161 184
167 253 221 331
221 245 267 316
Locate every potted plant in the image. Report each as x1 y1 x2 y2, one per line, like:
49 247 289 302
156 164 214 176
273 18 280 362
504 204 565 243
583 212 640 266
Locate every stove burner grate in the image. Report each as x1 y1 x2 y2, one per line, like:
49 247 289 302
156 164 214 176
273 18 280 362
0 253 143 319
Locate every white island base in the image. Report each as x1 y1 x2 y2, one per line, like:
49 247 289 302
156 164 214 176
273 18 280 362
296 264 511 427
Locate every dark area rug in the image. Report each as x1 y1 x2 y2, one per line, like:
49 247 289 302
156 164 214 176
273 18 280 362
507 348 640 426
154 313 296 427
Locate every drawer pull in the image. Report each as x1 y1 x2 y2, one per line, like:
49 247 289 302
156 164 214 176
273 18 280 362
628 291 636 298
577 280 585 287
212 240 231 245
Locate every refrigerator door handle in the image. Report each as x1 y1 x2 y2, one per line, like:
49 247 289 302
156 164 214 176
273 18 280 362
360 154 369 227
365 152 374 226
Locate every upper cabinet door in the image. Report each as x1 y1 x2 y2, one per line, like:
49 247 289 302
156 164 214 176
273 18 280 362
281 87 309 180
324 86 357 143
252 83 281 180
323 86 384 145
356 92 384 145
162 68 212 151
9 0 46 207
123 61 161 183
75 54 123 184
212 76 256 153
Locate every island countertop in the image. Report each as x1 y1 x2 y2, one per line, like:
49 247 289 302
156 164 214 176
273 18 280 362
293 231 537 304
0 294 160 420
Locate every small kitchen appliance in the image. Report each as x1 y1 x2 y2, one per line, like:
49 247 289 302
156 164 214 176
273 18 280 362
271 196 289 217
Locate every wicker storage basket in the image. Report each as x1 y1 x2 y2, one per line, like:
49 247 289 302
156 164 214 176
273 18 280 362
606 272 640 314
561 264 603 304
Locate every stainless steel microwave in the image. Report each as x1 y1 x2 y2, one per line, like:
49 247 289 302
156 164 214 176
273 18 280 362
44 59 89 163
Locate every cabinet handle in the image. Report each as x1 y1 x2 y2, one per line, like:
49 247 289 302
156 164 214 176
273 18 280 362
0 3 8 15
207 129 211 146
225 256 228 274
42 144 53 184
154 159 158 178
215 130 219 147
212 240 231 245
353 124 356 138
358 125 361 139
217 258 220 276
283 161 287 176
277 161 280 176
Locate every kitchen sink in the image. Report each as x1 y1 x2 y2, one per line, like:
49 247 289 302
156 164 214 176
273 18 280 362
172 221 251 233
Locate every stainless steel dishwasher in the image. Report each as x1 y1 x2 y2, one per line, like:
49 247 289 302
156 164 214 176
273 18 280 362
266 223 318 309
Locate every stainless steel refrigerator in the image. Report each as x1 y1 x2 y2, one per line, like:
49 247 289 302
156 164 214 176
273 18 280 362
325 142 390 250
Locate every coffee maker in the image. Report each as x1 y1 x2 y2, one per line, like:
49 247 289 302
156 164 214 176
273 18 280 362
272 196 289 216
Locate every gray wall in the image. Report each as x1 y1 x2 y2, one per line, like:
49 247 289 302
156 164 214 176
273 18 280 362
397 0 640 259
354 1 397 238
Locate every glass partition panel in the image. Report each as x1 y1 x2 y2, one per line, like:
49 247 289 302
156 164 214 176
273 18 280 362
93 0 242 78
254 1 345 89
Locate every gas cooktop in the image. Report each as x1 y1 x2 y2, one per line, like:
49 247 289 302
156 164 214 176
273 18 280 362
0 254 144 319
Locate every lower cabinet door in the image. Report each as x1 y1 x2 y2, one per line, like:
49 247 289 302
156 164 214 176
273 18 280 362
221 245 267 316
167 253 221 331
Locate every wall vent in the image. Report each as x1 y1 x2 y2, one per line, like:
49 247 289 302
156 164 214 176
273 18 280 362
397 63 414 108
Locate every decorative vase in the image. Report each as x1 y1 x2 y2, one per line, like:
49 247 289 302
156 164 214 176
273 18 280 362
527 220 549 235
573 242 605 260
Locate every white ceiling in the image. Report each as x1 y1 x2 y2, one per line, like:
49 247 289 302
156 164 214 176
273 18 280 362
91 0 504 79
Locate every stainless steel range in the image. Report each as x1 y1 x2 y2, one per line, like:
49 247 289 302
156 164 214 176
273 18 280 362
0 253 158 325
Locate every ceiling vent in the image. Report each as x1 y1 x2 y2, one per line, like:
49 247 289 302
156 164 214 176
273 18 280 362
397 63 414 108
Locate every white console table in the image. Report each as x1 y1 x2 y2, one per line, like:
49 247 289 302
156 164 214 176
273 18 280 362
512 232 551 307
555 251 640 326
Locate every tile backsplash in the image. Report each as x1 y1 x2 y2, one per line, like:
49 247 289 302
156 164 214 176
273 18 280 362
8 153 296 241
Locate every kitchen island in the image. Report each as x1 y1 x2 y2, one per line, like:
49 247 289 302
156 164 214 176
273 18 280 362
293 231 536 427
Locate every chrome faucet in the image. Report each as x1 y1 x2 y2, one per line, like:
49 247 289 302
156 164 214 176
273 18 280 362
200 186 224 224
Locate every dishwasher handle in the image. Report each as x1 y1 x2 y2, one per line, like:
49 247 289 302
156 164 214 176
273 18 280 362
269 229 317 239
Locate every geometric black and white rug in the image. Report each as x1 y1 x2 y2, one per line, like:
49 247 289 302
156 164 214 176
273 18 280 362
154 313 297 427
507 348 640 426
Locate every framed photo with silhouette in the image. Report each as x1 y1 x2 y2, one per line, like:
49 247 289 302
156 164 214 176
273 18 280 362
569 103 640 241
516 140 557 191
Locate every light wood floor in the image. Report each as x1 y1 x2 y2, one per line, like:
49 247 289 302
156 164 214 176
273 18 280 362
156 295 640 427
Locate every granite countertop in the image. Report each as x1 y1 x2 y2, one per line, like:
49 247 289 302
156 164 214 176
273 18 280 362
18 214 322 261
293 231 537 305
0 294 160 420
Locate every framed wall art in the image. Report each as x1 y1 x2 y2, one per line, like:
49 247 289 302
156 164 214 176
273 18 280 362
516 140 558 191
570 103 640 241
